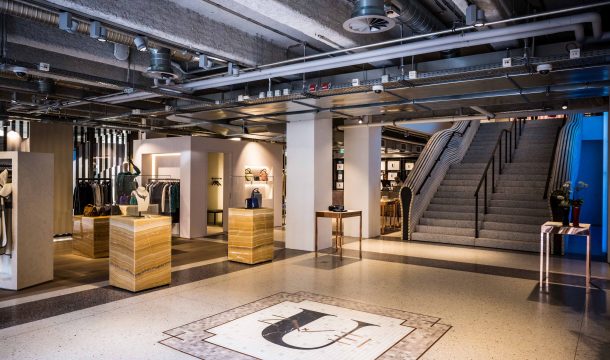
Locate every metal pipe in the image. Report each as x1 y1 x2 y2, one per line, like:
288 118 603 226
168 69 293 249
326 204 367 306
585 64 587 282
240 3 607 71
182 17 598 90
0 0 199 62
470 106 495 119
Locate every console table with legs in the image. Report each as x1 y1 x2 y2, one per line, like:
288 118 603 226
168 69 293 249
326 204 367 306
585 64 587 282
315 210 362 259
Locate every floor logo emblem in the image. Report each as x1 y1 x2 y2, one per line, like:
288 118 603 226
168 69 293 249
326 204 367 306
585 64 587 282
160 292 450 359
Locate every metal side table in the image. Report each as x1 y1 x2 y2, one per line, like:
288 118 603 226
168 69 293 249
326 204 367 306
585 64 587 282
315 210 362 259
540 221 591 291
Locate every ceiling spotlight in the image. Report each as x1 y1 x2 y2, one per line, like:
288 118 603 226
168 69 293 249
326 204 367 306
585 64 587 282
358 119 363 124
562 102 568 110
134 36 148 52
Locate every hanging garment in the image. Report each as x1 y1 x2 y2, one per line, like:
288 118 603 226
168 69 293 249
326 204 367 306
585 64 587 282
0 184 13 256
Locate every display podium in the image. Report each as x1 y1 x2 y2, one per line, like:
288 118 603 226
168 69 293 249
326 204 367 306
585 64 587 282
228 208 274 264
0 152 54 290
73 215 110 258
109 215 171 292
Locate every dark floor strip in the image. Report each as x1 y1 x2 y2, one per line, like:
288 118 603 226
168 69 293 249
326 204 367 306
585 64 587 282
322 248 610 290
0 249 306 330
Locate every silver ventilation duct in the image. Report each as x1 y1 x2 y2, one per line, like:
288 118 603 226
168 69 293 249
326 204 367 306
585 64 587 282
343 0 396 34
144 48 178 80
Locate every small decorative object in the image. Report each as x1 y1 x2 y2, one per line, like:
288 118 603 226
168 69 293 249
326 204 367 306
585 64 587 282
245 168 254 182
259 169 268 182
569 180 588 227
251 188 262 208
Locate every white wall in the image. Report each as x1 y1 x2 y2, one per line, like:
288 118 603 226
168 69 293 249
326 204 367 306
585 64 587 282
208 153 224 215
133 137 283 238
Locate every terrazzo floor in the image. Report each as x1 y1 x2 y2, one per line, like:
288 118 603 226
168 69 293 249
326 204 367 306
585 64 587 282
0 231 608 359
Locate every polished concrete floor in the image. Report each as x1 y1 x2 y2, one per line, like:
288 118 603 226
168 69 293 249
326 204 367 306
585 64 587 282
0 230 608 359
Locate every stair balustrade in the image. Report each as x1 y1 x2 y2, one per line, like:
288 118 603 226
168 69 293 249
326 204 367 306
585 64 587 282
473 119 525 238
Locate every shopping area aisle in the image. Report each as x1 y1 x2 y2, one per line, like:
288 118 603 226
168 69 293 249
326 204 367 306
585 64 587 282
0 233 608 359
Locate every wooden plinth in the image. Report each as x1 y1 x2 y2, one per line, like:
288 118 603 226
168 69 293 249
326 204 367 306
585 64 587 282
73 216 110 258
228 208 274 264
109 215 171 292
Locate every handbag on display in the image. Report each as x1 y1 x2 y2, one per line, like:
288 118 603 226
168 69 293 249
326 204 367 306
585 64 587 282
259 169 269 182
83 204 99 217
251 188 262 208
97 205 112 216
245 168 254 182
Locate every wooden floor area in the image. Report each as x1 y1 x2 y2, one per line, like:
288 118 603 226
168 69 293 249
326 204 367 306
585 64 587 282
0 237 228 301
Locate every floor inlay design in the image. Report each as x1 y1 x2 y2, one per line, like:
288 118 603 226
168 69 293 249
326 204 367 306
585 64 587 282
160 292 451 359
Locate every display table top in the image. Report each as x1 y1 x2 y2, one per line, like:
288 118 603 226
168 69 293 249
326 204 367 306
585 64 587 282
315 210 362 219
541 221 591 236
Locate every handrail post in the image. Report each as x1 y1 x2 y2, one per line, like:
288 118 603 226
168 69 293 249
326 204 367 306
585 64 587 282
508 133 513 163
475 194 479 238
484 173 488 214
499 139 502 175
492 156 495 193
504 132 508 163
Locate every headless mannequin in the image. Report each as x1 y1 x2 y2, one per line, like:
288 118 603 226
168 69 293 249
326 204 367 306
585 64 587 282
116 159 141 204
131 186 150 214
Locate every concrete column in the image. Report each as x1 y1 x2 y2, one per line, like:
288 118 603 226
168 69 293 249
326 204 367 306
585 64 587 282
285 113 333 251
180 146 207 238
344 118 382 238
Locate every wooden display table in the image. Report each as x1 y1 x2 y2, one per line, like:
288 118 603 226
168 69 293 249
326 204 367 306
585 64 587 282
73 215 110 258
228 208 274 264
109 215 171 292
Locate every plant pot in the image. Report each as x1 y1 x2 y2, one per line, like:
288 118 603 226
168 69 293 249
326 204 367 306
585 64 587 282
549 194 564 221
571 206 581 227
561 207 570 226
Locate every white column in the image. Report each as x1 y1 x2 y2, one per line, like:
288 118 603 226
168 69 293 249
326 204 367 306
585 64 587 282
343 118 381 238
285 113 333 251
180 146 207 238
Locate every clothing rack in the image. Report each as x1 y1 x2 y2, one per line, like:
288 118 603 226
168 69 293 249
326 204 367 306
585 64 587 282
77 177 112 181
73 177 113 215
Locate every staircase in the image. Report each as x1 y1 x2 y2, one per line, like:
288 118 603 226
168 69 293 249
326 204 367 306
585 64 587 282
412 119 562 252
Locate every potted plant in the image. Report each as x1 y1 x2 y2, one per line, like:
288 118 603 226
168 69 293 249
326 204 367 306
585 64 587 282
569 181 588 227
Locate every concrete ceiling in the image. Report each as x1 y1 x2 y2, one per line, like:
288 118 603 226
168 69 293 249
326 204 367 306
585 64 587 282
0 0 609 138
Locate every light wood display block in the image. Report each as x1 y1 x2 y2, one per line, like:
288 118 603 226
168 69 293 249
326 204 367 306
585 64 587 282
0 152 54 290
228 208 273 264
109 215 171 292
73 215 110 258
118 204 159 216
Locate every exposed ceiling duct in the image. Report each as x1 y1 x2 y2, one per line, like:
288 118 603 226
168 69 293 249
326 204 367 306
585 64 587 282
343 0 396 34
180 12 601 91
144 48 178 80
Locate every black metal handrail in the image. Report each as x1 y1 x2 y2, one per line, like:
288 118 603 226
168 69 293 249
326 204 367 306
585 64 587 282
416 121 472 195
473 119 525 238
543 116 567 200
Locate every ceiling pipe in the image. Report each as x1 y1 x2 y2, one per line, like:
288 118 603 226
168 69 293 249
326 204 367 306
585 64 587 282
181 13 601 91
338 106 608 130
0 0 213 63
470 106 495 118
238 2 608 72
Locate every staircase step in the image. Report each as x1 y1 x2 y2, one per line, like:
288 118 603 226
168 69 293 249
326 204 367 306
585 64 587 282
497 180 547 188
487 206 549 217
441 179 479 187
445 173 481 180
416 225 475 237
484 213 548 225
428 204 475 213
475 238 539 252
411 232 475 246
500 174 547 181
479 229 538 242
491 192 546 201
420 218 475 228
435 191 474 199
489 199 548 209
483 221 540 233
495 186 545 194
423 210 476 220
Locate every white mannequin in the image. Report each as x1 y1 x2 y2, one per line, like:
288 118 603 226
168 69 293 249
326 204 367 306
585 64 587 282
131 186 150 213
